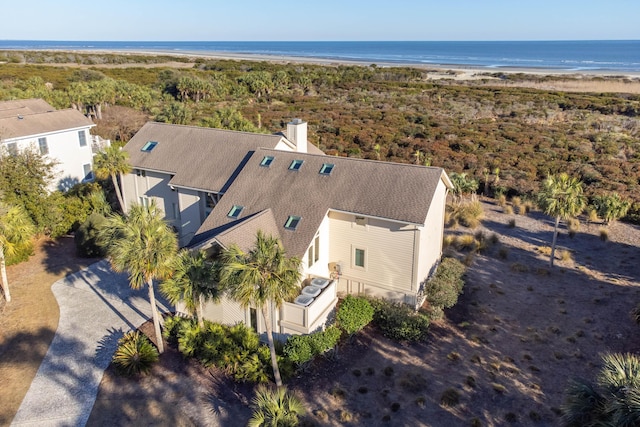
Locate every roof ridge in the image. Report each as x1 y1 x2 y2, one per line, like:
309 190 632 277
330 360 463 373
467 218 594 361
148 121 281 138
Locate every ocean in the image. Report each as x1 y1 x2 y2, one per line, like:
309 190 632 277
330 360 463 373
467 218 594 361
1 40 639 72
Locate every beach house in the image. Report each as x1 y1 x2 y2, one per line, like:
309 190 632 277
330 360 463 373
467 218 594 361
0 98 98 191
121 119 452 337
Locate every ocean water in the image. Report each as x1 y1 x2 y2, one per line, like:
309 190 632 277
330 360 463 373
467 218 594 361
1 40 639 72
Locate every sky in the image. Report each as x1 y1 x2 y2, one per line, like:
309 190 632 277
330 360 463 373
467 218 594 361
3 0 639 41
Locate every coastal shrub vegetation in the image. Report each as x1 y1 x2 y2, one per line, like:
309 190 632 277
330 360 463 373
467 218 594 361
166 316 275 383
283 325 342 366
369 298 430 342
336 295 374 335
112 331 159 376
3 53 640 222
423 258 466 320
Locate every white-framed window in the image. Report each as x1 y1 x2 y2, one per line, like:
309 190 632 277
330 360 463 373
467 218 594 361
227 205 244 219
172 203 181 220
353 246 366 269
307 234 320 267
38 137 48 155
83 163 94 181
284 215 301 230
78 130 87 147
139 196 150 208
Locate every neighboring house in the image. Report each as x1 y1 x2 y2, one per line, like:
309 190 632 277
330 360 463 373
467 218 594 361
0 98 97 192
122 119 452 338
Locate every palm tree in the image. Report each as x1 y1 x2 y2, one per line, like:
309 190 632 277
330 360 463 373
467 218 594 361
0 203 35 303
100 201 177 353
537 173 586 267
219 231 301 387
160 249 221 327
562 353 640 427
248 385 305 427
93 145 131 213
591 193 631 225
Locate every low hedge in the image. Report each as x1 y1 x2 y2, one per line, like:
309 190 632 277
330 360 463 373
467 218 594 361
283 325 342 366
336 295 374 335
369 298 430 342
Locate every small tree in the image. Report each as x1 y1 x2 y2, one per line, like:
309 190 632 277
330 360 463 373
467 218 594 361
537 173 586 267
160 249 222 327
93 145 131 213
219 231 301 387
591 193 631 225
0 203 35 303
100 201 178 353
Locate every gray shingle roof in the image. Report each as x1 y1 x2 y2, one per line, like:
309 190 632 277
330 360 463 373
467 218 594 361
124 122 288 193
192 148 451 258
0 99 94 140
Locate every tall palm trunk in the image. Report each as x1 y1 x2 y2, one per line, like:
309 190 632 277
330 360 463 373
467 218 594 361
147 278 164 353
111 172 125 213
0 246 10 303
261 303 283 387
550 216 560 268
197 294 205 328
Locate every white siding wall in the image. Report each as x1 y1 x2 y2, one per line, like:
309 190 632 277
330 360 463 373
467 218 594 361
302 213 331 278
415 178 449 287
327 211 418 302
3 127 95 192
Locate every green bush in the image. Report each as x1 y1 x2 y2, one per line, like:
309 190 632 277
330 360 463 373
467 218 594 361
283 325 342 366
336 295 374 335
424 258 466 320
5 239 34 265
369 298 430 342
170 317 272 383
74 212 108 257
112 331 159 376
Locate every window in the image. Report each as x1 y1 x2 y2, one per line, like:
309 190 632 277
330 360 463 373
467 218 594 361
139 196 150 208
308 234 320 267
289 159 304 171
227 205 244 219
205 193 216 215
83 163 94 181
319 163 335 175
6 142 17 155
78 131 87 147
38 137 48 155
354 248 366 268
141 141 157 152
284 215 301 230
260 156 274 167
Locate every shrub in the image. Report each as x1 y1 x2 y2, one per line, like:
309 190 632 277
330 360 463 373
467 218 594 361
369 298 430 342
112 331 159 376
455 234 476 251
74 212 108 257
440 388 460 406
503 205 514 215
599 227 609 241
423 258 465 319
283 325 342 366
171 317 272 383
249 385 305 427
458 200 485 228
336 295 374 335
508 218 516 228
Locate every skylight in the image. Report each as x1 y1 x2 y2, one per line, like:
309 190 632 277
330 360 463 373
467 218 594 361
227 205 244 219
141 141 158 152
284 215 301 230
289 159 304 171
260 156 274 167
319 163 335 175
